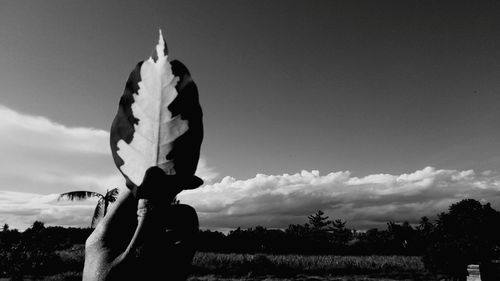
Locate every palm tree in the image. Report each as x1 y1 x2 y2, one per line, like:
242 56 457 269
58 188 119 228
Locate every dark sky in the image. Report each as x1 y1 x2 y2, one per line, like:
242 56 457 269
1 0 500 179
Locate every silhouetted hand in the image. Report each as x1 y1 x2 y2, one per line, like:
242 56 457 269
83 167 200 281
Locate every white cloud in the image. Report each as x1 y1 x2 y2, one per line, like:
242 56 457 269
0 105 216 229
0 190 97 229
195 157 219 183
179 166 500 230
0 105 109 155
0 105 122 195
2 105 499 231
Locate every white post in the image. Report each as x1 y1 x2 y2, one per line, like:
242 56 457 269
467 264 481 281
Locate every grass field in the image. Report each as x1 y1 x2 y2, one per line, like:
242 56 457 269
2 274 433 281
190 253 435 280
1 247 439 280
188 275 424 281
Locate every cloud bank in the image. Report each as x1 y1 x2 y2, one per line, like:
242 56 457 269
2 105 500 231
179 167 500 230
0 105 214 229
0 191 98 229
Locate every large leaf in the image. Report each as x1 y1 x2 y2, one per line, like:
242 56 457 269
110 30 203 190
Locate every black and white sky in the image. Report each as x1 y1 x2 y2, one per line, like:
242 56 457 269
1 0 500 230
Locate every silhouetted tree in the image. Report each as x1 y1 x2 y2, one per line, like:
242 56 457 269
386 221 418 255
415 216 434 250
329 219 353 253
354 228 392 255
285 223 312 254
308 210 330 231
30 221 45 233
58 188 119 227
423 199 500 281
417 216 434 237
307 210 332 254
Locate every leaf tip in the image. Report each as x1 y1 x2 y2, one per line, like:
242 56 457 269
151 28 168 62
158 28 164 43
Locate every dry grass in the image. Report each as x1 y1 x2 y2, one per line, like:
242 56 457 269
7 250 437 280
187 276 422 281
191 253 434 280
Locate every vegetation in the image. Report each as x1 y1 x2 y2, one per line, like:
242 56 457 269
0 221 91 279
1 198 500 280
191 253 430 279
1 249 433 281
196 212 426 256
422 199 500 280
58 188 119 227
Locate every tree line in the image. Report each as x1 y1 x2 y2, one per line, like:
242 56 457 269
197 199 500 279
1 198 500 279
197 210 426 255
0 222 91 277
